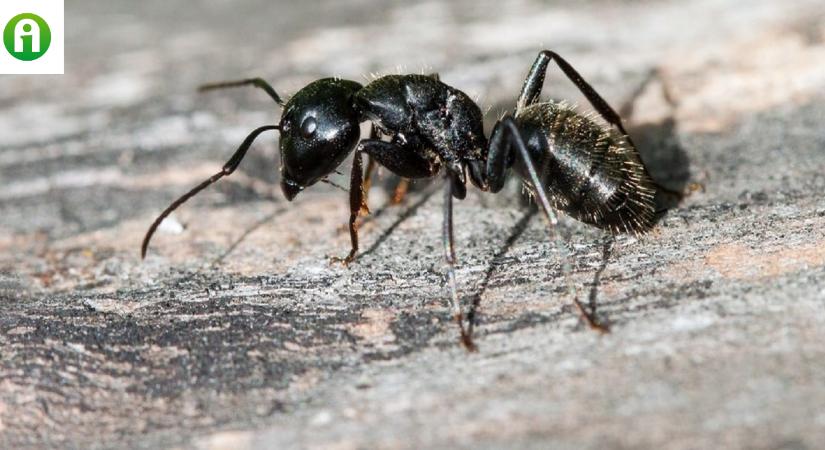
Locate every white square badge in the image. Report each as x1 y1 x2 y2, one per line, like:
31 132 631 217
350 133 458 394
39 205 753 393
0 0 64 74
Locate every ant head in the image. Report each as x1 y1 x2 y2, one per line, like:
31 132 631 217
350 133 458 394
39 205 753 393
278 78 363 200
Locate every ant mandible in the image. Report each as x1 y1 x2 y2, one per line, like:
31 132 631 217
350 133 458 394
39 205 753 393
141 50 656 351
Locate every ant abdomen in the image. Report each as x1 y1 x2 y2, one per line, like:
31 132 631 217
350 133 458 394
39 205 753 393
514 101 656 234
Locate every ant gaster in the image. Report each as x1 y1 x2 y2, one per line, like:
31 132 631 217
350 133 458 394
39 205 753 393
141 50 656 351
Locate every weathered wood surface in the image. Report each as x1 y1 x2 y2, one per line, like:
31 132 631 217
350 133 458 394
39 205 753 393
2 0 825 448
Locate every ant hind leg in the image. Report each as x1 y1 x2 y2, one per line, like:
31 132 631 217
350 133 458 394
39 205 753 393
517 50 630 138
487 117 609 333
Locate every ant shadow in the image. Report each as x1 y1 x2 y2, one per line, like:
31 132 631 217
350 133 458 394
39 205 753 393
358 184 440 259
209 206 288 267
635 118 692 212
465 214 615 338
581 237 613 331
466 208 537 340
620 69 692 215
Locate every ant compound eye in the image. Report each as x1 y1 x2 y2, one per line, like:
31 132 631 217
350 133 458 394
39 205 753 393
301 117 317 138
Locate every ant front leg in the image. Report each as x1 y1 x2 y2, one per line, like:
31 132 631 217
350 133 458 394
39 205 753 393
333 149 366 267
517 50 630 137
361 156 377 213
485 117 609 333
334 139 439 266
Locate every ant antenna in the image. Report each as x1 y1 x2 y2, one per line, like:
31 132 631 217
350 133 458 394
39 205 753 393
141 125 279 259
198 77 285 106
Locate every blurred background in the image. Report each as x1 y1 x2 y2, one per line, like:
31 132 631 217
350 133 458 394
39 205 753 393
2 0 825 448
3 0 823 242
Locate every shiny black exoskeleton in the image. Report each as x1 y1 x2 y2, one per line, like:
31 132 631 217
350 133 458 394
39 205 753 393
141 51 657 350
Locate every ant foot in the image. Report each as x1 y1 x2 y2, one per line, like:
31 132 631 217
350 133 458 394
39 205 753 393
453 312 479 352
329 254 356 267
572 297 610 334
685 182 705 195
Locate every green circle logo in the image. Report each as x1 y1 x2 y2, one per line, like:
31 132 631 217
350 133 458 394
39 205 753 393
4 13 51 61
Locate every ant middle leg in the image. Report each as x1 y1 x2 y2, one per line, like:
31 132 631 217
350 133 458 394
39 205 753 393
442 175 476 351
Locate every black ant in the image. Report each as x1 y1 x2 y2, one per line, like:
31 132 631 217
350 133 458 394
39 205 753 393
141 50 657 351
